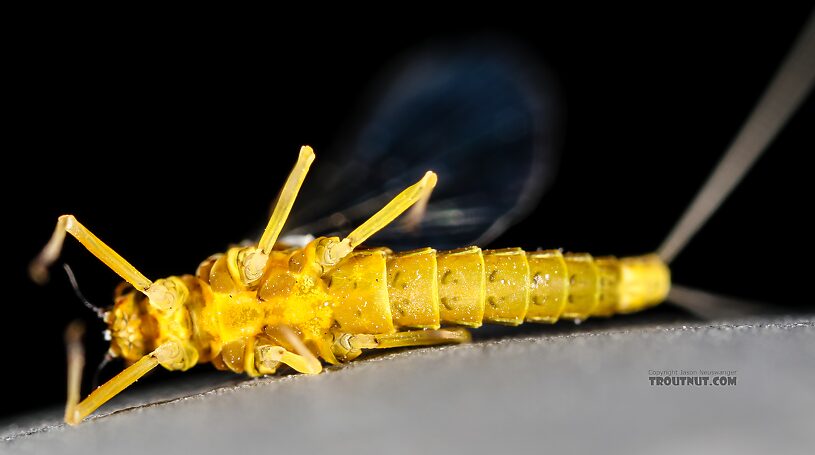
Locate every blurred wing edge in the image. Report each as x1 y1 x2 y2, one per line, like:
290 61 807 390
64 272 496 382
283 37 562 250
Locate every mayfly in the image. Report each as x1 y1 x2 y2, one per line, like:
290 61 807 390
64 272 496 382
29 22 813 426
30 144 670 426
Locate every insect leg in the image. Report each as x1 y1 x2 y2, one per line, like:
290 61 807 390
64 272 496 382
259 146 316 255
228 146 317 287
331 327 470 362
255 345 322 375
30 214 153 291
345 171 437 248
400 173 436 232
317 171 438 267
256 325 323 375
64 324 185 425
29 214 187 311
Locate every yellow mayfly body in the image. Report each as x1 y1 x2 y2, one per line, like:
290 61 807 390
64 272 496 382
31 146 669 426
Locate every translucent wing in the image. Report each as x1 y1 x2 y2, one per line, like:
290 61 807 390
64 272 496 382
285 39 561 250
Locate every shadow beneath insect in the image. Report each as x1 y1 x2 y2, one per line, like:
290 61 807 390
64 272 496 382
470 304 702 341
350 304 704 364
16 303 794 434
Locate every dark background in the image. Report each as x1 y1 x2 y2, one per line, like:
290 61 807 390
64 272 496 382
5 8 813 418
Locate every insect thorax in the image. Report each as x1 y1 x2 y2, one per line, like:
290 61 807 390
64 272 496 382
107 277 205 370
192 241 335 373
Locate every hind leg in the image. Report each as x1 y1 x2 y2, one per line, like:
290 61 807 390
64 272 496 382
331 327 471 362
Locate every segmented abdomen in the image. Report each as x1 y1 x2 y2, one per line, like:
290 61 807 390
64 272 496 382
326 247 670 334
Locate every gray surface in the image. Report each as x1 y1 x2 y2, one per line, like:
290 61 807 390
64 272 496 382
2 315 814 455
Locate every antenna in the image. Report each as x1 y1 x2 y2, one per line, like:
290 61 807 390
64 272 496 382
91 352 115 389
63 264 108 320
658 12 815 264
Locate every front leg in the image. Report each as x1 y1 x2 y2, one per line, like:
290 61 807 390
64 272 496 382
64 323 193 425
